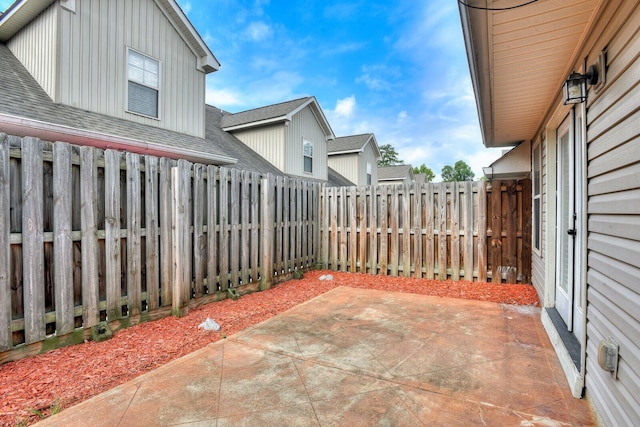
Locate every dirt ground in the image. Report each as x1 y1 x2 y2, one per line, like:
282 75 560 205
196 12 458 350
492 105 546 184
0 271 539 426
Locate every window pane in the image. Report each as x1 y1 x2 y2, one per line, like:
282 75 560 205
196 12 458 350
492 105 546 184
128 50 144 69
534 198 540 250
128 81 158 118
128 65 144 83
533 145 541 195
304 156 312 173
303 140 313 157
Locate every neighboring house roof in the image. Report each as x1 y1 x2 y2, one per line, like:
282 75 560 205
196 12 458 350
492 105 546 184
205 105 283 174
221 96 335 139
484 140 531 180
378 164 414 181
0 44 235 164
459 0 598 147
0 0 219 72
327 133 381 158
327 167 354 187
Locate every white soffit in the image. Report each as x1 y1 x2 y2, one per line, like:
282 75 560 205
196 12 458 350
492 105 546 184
462 0 599 147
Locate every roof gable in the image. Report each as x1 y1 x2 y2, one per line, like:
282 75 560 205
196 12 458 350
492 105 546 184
378 164 414 181
0 0 219 72
328 133 381 158
221 96 335 139
0 44 232 164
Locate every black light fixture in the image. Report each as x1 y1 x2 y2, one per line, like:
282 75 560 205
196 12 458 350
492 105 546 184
563 65 599 104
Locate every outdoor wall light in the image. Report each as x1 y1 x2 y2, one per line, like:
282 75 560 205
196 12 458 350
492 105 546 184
563 64 599 104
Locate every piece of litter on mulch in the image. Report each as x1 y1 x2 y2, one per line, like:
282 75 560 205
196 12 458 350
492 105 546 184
198 318 221 331
319 274 334 281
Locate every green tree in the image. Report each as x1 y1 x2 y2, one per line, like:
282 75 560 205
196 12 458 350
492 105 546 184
441 160 475 182
412 164 435 182
378 144 402 166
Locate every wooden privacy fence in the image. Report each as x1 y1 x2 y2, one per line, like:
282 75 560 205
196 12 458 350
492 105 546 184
319 180 531 283
0 135 318 362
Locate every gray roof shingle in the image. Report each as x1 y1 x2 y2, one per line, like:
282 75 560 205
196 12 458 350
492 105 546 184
205 105 283 174
378 164 413 180
220 97 311 129
327 134 373 154
0 44 233 164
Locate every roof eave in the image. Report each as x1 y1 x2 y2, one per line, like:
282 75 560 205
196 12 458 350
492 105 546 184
0 113 237 165
222 116 288 132
458 1 495 148
0 0 56 42
157 0 220 73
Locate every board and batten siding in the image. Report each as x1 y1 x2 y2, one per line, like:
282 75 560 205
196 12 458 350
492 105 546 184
232 124 286 171
285 106 328 181
328 153 359 185
56 0 206 138
363 142 379 185
6 4 58 100
328 142 378 187
582 0 640 424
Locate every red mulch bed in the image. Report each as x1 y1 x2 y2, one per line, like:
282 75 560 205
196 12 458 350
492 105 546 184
0 271 539 426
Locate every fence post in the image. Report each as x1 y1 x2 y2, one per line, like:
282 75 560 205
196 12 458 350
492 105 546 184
260 174 274 290
172 161 191 317
0 134 11 351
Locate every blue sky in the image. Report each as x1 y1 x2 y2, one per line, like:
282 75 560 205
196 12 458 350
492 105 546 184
0 0 504 180
179 0 504 180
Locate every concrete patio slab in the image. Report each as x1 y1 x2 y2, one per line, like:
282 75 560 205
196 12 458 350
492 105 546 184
34 286 595 426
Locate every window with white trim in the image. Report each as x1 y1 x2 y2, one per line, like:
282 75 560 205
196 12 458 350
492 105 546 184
303 139 313 173
127 49 159 118
532 141 542 252
366 162 372 185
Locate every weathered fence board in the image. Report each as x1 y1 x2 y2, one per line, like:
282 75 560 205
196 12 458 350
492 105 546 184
22 137 45 344
53 142 74 335
0 135 11 351
145 155 159 310
126 153 142 316
80 146 100 327
1 133 530 364
320 180 531 283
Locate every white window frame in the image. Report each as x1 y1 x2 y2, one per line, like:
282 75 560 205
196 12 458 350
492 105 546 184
303 139 313 174
366 162 372 185
532 139 542 254
126 47 161 119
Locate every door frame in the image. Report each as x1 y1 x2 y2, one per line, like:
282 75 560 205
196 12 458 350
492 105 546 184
540 102 588 398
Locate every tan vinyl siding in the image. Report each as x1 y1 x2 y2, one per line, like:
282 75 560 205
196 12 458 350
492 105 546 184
362 143 379 185
57 0 205 137
329 143 379 186
285 106 328 180
583 1 640 424
328 153 359 185
7 3 58 100
232 124 286 171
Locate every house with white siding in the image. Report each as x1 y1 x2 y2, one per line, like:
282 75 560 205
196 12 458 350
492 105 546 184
220 97 335 182
377 164 414 186
460 0 640 424
327 133 381 186
0 0 237 165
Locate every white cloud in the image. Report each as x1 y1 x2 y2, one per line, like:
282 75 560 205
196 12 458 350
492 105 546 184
334 96 356 118
244 21 273 42
205 87 244 107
